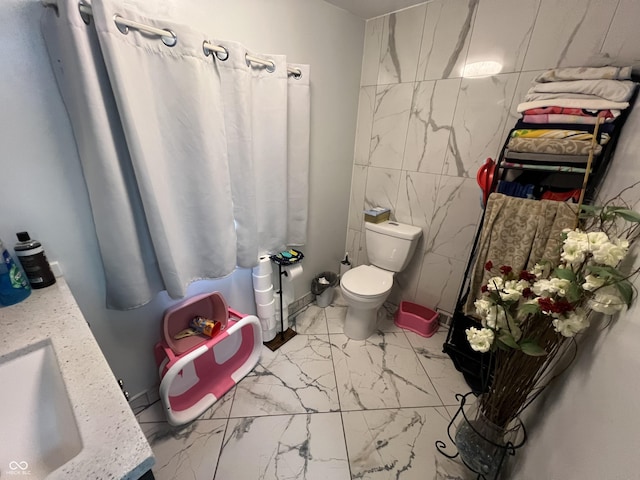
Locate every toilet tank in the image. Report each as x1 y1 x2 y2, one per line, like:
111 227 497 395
365 221 423 272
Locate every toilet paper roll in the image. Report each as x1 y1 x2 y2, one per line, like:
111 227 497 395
274 293 290 332
263 324 277 342
258 311 276 330
252 272 273 291
281 263 303 304
256 299 276 318
252 255 273 276
259 312 278 342
254 285 274 305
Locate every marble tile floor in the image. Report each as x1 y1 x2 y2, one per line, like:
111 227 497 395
137 291 476 480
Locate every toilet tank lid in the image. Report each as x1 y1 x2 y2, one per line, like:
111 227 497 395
365 221 423 240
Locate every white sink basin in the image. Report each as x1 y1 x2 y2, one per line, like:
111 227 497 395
0 341 83 478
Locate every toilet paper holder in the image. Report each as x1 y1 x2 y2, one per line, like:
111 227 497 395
265 249 304 351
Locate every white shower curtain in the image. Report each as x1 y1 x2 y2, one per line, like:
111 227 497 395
42 0 310 309
287 63 311 246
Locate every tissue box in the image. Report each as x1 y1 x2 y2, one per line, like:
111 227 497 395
364 207 390 223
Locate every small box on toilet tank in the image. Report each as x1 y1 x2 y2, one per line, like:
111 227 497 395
363 207 390 224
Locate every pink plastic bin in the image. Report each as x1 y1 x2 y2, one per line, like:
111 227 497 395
394 301 439 337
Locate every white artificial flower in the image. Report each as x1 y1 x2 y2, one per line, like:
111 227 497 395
515 279 531 292
474 298 493 318
466 327 495 353
532 279 555 297
500 288 522 302
561 239 586 266
552 310 590 337
592 239 628 267
533 278 572 297
531 263 550 279
549 277 572 297
588 286 625 314
485 306 508 330
565 229 589 250
486 276 504 291
582 274 605 292
587 231 610 247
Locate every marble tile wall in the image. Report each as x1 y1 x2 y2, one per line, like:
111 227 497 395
346 0 640 315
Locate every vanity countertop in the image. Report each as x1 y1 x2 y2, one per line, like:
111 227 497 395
0 279 154 479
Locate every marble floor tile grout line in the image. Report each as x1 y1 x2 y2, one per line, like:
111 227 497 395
209 417 229 480
324 307 354 480
200 385 237 479
402 328 448 408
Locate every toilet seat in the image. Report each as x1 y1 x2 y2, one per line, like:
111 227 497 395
341 265 393 298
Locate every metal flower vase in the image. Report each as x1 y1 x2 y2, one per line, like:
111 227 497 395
436 393 526 479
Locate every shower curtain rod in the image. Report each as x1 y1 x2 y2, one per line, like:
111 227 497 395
41 1 303 78
202 42 302 78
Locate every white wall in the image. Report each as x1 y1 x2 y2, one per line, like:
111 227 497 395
0 0 363 396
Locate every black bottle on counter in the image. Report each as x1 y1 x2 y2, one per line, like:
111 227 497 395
14 231 56 289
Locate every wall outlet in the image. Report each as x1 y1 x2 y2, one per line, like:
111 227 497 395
49 261 63 277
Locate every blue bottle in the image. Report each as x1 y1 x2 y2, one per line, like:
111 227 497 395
0 238 31 306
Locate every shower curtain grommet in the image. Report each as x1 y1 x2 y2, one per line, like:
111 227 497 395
78 2 90 24
113 15 129 34
203 42 229 61
215 47 229 61
245 53 275 73
160 31 177 47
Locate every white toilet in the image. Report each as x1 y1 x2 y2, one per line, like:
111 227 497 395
340 220 422 340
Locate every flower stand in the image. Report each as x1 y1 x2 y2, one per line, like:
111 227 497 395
436 393 527 480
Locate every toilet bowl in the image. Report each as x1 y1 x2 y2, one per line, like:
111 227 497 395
339 220 422 340
340 265 393 340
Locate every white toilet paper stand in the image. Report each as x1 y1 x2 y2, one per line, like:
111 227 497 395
265 250 304 351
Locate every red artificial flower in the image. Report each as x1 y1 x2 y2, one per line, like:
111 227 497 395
522 287 533 298
551 299 574 315
500 265 513 275
537 297 553 312
481 285 489 293
519 270 537 282
485 261 493 271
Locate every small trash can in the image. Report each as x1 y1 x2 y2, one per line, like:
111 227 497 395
311 271 338 308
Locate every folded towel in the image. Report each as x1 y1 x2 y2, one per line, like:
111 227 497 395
522 107 618 118
529 79 637 102
534 66 632 83
511 128 610 144
502 162 587 173
517 98 629 113
515 120 616 135
525 92 617 102
504 149 592 165
522 114 615 125
507 137 603 156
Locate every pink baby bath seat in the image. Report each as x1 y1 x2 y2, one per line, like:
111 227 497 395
155 292 262 426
